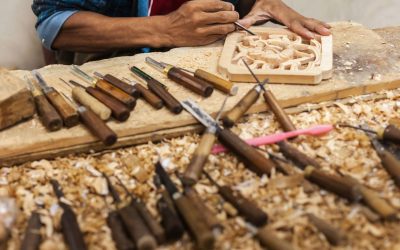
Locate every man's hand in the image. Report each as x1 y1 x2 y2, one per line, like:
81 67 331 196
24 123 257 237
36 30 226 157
238 0 331 39
160 0 239 47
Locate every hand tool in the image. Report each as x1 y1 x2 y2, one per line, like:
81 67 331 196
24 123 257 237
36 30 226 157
33 71 79 128
153 176 185 242
102 173 157 250
117 177 166 244
182 99 276 176
93 72 140 97
212 124 334 154
63 78 130 122
106 210 135 250
182 96 228 186
155 159 214 250
62 93 117 146
20 210 42 250
122 77 164 109
59 79 112 121
234 22 256 35
50 179 87 250
338 123 400 145
161 62 238 95
203 171 268 227
277 141 322 169
130 66 182 114
306 213 347 246
25 76 63 131
71 65 136 109
248 224 294 250
145 57 214 97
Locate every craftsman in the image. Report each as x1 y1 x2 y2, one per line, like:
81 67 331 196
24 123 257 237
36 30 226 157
32 0 331 65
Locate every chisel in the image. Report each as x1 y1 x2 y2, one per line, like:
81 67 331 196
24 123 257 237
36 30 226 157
33 71 79 128
20 210 42 250
339 123 400 145
122 77 164 109
93 72 140 97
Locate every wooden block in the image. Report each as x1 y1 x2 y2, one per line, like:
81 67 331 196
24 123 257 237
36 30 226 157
218 27 333 84
0 70 35 130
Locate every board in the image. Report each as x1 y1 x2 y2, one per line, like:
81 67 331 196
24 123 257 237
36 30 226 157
1 22 400 166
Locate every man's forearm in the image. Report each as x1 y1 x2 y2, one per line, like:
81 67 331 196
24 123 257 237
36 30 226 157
53 11 169 52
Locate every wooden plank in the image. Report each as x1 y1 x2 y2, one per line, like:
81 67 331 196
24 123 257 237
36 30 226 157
0 69 35 130
0 22 399 166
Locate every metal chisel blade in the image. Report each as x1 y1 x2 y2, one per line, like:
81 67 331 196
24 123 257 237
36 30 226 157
71 65 96 84
181 99 218 129
32 70 51 92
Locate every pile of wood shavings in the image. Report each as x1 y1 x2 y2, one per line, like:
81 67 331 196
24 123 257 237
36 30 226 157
2 90 400 250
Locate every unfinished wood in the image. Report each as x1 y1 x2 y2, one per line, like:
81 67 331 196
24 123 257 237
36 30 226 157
0 22 400 166
0 69 35 130
218 27 333 84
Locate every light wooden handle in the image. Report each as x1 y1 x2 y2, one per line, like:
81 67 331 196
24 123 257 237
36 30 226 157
377 150 400 188
78 107 117 146
256 226 294 250
103 74 140 97
46 90 79 128
358 186 397 220
183 131 216 185
263 90 296 132
218 128 275 176
96 80 137 110
85 87 129 122
223 87 260 128
134 202 166 244
72 87 111 121
135 83 163 109
147 79 182 114
168 67 214 97
277 141 321 169
194 69 236 95
107 211 135 250
34 95 63 131
307 213 347 246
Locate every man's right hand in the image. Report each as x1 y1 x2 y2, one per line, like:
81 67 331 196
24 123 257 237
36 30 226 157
160 0 239 47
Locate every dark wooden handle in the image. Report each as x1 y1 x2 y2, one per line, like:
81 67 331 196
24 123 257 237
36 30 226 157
183 131 216 186
380 124 400 145
168 67 214 97
263 91 296 132
107 211 135 250
133 202 166 244
147 79 182 114
222 87 260 127
96 80 136 110
304 167 362 202
118 205 157 250
46 90 79 128
256 226 294 250
219 186 268 227
174 195 214 250
78 107 117 146
376 150 400 188
86 87 130 122
72 87 111 120
218 128 275 176
194 69 234 95
34 95 63 131
156 195 185 242
277 141 321 169
307 213 347 246
60 206 87 250
135 83 163 109
358 186 397 220
103 74 140 97
20 211 42 250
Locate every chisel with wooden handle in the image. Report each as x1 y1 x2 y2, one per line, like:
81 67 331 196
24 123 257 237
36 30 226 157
33 71 79 128
25 77 62 131
339 123 400 145
106 211 135 250
306 213 347 246
123 77 163 109
277 141 321 169
20 211 42 250
254 225 294 250
94 72 140 97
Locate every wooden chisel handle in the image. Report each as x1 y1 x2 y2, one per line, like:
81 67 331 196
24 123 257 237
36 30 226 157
357 186 397 220
375 149 400 188
20 211 42 250
256 226 294 250
277 141 321 169
147 79 182 114
167 67 214 97
118 205 157 250
96 80 136 110
218 128 275 176
78 106 117 146
183 130 216 186
60 205 87 250
33 95 63 131
103 74 140 97
85 87 130 122
378 125 400 144
263 90 296 132
223 86 261 128
107 211 135 250
304 166 362 202
174 195 214 250
194 69 237 95
71 87 111 121
134 83 163 109
133 202 166 244
306 213 347 246
156 194 185 242
45 89 79 128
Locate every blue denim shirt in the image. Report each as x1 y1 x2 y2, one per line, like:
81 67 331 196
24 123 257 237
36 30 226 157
32 0 238 50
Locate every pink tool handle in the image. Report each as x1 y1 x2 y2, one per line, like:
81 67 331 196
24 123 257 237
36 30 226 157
212 124 333 154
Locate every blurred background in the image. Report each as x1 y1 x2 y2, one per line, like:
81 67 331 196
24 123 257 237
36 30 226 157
0 0 399 70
